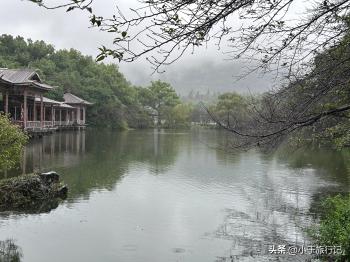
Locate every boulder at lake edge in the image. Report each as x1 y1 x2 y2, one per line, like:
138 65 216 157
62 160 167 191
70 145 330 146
0 171 68 211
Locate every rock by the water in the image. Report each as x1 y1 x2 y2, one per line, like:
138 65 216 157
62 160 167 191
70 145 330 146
39 171 60 184
0 172 68 212
55 185 68 198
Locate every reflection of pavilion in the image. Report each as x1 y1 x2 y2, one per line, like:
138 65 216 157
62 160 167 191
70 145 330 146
20 131 86 175
0 69 92 134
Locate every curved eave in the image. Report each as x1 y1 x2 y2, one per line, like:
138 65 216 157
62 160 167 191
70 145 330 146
67 102 93 106
56 103 74 109
0 80 53 91
29 81 54 91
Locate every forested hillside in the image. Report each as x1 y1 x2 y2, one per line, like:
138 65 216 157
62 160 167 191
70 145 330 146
0 34 152 129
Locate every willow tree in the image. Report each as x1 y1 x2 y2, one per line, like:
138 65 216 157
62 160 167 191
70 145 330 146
0 114 28 171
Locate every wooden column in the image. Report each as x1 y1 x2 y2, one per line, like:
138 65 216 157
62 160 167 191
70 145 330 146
83 107 86 125
51 105 54 126
40 94 44 128
33 100 37 121
66 109 69 125
76 107 80 125
59 109 62 125
4 91 8 114
23 90 27 128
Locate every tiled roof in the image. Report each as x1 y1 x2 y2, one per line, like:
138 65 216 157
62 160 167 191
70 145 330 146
64 93 93 105
34 97 74 109
0 69 38 83
34 96 61 105
0 68 53 90
58 102 74 109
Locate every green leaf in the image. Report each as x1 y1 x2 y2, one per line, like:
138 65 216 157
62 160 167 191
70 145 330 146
96 55 105 62
66 6 75 12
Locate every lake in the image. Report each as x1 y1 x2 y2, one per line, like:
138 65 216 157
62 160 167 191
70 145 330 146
0 129 349 262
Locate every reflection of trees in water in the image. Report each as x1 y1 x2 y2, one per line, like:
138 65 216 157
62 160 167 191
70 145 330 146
47 129 183 200
276 147 350 187
211 152 325 261
0 129 184 204
0 239 23 262
0 131 87 180
20 130 183 199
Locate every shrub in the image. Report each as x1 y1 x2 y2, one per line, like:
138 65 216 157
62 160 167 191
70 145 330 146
0 114 28 171
310 194 350 261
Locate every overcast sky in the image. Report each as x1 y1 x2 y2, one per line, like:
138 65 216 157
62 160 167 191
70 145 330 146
0 0 276 95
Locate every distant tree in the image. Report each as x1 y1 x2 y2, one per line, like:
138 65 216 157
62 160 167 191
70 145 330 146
138 80 180 125
203 34 350 149
188 90 194 100
0 114 28 171
212 92 248 127
195 91 200 100
21 1 350 147
191 104 203 123
166 103 193 128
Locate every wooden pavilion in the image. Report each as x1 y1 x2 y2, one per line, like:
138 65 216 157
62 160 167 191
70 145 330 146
0 68 92 134
63 93 92 126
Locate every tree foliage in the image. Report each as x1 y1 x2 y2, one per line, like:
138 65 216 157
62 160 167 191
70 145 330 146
200 31 350 149
0 239 23 262
0 34 153 129
0 34 191 129
26 0 350 148
212 92 248 126
0 114 28 172
137 80 180 125
165 103 193 128
27 0 350 76
310 195 350 261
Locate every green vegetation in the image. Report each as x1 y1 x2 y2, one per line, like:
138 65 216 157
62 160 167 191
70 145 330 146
0 173 67 211
137 80 181 126
309 195 350 261
166 103 193 128
0 114 28 171
210 92 249 126
0 34 191 129
0 239 22 262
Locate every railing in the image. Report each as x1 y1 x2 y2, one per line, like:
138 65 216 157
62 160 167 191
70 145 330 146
27 121 41 128
44 121 53 128
54 120 75 126
15 120 85 129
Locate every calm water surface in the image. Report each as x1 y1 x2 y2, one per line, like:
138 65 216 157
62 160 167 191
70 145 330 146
0 129 349 262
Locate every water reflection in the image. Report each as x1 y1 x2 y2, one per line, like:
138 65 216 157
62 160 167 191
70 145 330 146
1 129 184 201
277 147 350 188
0 129 349 262
0 239 23 262
0 131 87 180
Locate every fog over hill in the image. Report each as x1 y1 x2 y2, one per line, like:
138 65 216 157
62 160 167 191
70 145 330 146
0 0 275 95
